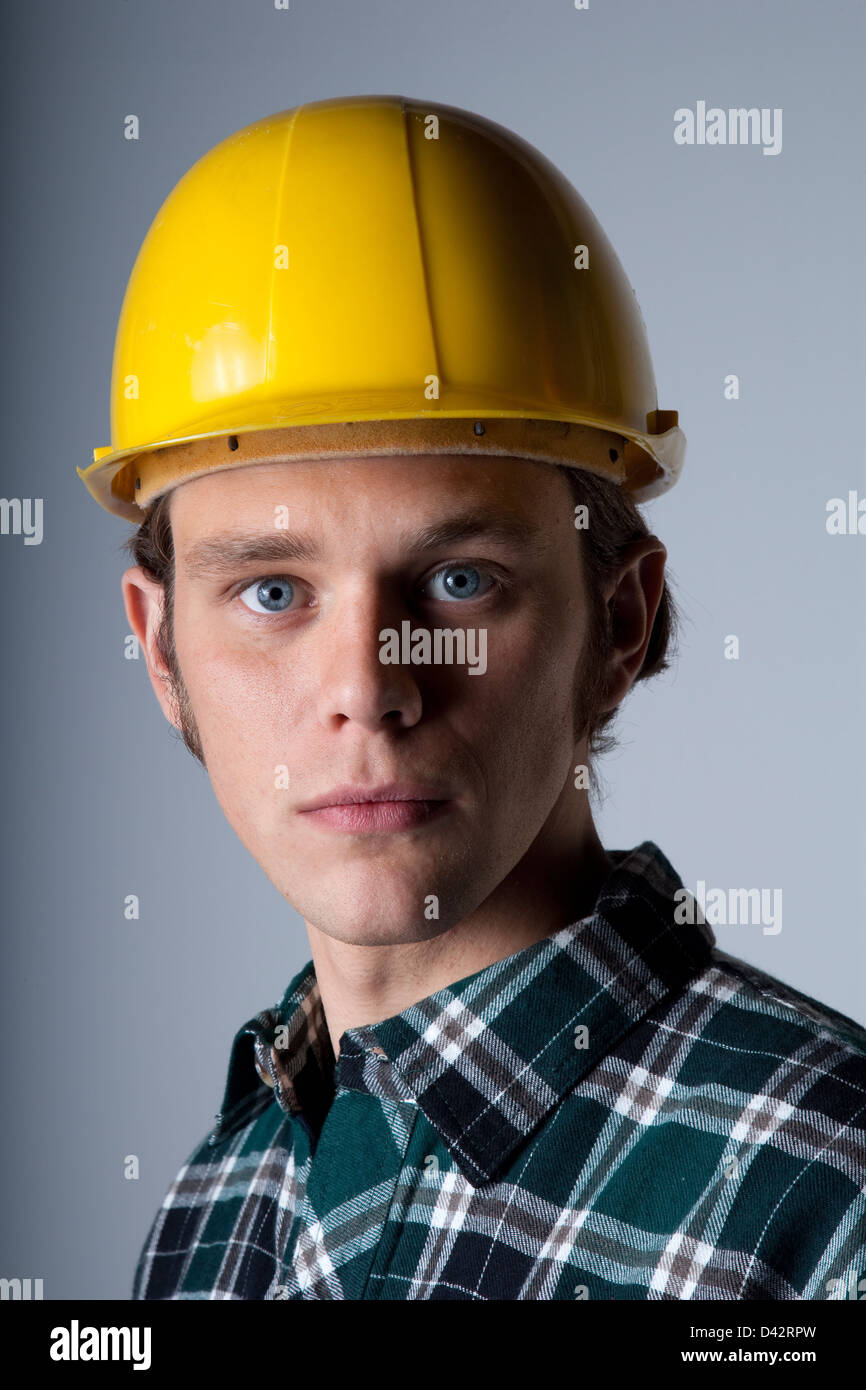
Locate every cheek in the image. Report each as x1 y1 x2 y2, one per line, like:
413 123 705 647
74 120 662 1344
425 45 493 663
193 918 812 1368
448 611 583 784
181 645 309 845
177 626 303 771
483 607 582 721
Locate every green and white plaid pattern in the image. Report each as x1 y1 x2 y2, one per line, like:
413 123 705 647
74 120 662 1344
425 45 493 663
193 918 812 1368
133 841 866 1300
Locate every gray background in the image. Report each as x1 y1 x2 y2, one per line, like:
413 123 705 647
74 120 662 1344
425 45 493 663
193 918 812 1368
1 0 863 1299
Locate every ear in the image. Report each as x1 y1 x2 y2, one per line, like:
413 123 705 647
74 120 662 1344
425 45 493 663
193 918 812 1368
596 537 668 713
121 566 183 732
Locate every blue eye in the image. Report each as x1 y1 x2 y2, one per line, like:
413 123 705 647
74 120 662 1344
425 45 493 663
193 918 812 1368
239 577 296 614
425 565 493 601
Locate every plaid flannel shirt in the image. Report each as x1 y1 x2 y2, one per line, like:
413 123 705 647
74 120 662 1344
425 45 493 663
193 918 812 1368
132 841 866 1300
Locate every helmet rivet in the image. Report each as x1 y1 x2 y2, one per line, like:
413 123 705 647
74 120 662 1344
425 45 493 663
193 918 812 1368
609 448 619 462
228 435 239 451
135 477 141 489
473 421 485 436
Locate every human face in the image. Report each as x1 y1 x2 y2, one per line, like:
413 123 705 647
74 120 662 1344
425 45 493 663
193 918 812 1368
158 454 599 945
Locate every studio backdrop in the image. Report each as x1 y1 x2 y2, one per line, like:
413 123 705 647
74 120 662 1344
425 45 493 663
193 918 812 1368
1 0 863 1300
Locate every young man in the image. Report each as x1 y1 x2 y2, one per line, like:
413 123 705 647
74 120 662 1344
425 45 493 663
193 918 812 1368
81 95 866 1300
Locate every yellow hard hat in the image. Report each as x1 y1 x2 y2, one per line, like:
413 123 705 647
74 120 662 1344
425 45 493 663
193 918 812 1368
80 94 685 523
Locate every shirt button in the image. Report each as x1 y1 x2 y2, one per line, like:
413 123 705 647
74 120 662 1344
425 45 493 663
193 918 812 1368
254 1055 276 1087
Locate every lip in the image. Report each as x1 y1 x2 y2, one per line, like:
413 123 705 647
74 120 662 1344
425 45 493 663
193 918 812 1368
297 781 453 834
297 781 451 812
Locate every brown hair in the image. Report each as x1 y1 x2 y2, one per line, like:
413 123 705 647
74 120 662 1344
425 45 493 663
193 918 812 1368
122 462 679 776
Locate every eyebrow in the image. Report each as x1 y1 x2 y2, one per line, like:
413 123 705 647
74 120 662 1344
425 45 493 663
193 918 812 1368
179 511 542 580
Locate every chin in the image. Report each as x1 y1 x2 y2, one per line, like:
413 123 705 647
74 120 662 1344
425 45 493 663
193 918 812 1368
277 860 469 945
319 917 447 948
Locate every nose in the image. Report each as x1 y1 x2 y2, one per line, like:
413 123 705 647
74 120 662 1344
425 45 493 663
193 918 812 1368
314 585 423 731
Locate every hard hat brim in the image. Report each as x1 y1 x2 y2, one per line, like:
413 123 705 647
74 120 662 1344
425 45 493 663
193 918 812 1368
81 413 685 522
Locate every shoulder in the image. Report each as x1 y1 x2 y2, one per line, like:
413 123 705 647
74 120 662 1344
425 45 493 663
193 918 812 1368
657 947 866 1136
695 947 866 1063
590 948 866 1297
676 950 866 1291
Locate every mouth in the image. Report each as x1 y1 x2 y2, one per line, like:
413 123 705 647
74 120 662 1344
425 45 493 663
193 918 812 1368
297 782 453 834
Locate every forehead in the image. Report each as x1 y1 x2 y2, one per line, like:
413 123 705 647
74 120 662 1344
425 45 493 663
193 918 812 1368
168 453 576 557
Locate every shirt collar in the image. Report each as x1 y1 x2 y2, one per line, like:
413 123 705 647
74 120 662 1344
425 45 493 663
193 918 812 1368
211 841 715 1185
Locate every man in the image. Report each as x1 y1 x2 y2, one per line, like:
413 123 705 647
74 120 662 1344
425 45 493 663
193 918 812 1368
82 95 866 1300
